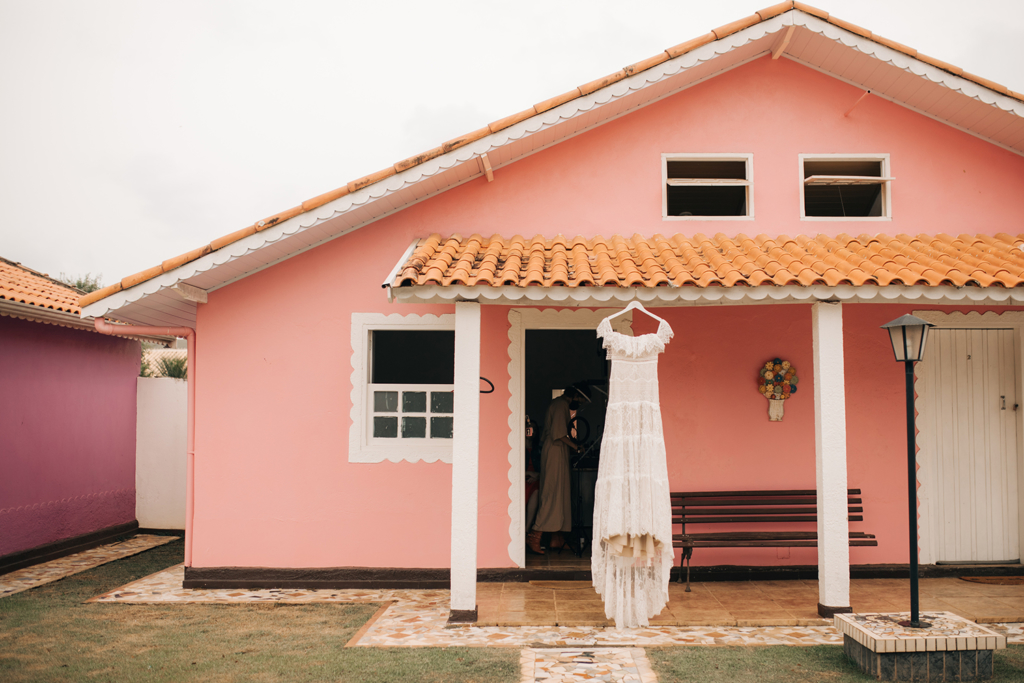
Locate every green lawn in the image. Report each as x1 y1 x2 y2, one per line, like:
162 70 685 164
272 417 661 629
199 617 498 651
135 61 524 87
6 540 1024 682
0 539 517 683
648 643 1024 682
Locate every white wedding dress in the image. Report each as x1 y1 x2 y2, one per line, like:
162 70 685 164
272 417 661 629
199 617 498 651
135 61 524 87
592 315 674 629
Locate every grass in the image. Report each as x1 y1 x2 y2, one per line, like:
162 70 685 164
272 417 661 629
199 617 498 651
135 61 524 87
0 539 518 683
648 643 1024 682
7 542 1024 683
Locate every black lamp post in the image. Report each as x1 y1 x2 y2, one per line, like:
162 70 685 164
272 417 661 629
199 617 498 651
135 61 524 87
881 314 935 629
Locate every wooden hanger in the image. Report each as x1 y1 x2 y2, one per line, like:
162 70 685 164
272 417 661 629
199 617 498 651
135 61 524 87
601 301 668 326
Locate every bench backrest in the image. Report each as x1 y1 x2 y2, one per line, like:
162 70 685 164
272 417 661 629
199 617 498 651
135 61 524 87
671 489 864 533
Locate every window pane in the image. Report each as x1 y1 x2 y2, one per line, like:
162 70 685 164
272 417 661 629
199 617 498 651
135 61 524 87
667 185 746 216
667 160 746 180
403 391 427 413
402 416 426 438
804 184 882 217
803 159 884 217
431 416 454 439
373 416 398 438
372 330 454 383
803 160 881 178
374 391 398 412
431 391 454 413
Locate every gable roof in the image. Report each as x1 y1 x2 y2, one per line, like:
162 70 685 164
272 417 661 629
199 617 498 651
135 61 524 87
80 2 1024 325
0 257 174 343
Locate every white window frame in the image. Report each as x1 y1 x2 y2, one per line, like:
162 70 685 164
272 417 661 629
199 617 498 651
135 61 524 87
367 383 455 444
661 153 754 221
799 153 892 221
349 312 455 463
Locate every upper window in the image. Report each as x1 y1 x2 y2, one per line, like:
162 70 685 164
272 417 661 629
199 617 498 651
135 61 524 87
349 313 455 463
662 154 753 220
800 155 892 220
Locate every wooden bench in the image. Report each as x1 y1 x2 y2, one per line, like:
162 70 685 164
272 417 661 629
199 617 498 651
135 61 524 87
671 489 877 591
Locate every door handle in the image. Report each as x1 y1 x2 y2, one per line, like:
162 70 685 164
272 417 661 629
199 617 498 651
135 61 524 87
1001 396 1006 410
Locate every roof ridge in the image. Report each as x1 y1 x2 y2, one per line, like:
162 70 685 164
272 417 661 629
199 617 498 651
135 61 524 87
79 1 1024 310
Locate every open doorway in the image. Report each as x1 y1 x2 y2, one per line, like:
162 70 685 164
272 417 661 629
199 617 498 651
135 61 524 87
524 329 609 569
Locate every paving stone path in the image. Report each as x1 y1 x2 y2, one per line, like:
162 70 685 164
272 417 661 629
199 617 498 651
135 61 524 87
0 535 176 598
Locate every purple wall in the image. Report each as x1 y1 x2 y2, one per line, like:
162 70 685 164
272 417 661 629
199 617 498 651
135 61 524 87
0 315 139 557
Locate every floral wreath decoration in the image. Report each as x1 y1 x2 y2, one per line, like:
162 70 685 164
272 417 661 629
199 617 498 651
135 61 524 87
758 358 799 421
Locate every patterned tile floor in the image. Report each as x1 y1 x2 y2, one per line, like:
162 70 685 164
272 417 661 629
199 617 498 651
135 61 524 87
0 535 176 599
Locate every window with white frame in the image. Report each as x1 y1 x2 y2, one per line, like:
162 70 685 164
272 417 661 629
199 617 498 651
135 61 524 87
662 154 753 219
800 155 892 219
349 313 455 463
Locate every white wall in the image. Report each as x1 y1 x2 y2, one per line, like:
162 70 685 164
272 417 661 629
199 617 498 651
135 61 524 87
136 376 187 529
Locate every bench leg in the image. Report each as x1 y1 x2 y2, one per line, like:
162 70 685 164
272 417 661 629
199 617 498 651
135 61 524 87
684 548 693 593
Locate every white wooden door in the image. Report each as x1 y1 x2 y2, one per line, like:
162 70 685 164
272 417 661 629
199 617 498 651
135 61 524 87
917 329 1019 563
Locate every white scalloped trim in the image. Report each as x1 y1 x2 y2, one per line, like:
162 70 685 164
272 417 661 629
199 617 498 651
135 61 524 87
394 284 1024 307
913 310 1024 328
505 309 524 567
797 15 1024 116
348 311 455 464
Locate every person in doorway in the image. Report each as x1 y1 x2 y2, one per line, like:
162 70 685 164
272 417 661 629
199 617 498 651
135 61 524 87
527 383 589 554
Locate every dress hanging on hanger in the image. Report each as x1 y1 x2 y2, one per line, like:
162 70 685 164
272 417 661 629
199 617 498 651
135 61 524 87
592 302 674 629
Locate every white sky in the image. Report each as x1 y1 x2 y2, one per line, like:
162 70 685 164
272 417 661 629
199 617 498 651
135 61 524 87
1 0 1021 286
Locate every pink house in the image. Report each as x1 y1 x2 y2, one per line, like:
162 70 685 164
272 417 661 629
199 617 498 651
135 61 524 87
80 2 1024 621
0 259 167 572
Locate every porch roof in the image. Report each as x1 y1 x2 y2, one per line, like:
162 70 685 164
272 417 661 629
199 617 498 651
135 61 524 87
386 232 1024 307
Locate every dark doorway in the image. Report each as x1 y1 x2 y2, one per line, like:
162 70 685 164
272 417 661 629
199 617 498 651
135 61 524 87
524 329 609 568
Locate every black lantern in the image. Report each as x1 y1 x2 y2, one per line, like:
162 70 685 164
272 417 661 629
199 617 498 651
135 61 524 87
881 314 934 629
881 314 932 362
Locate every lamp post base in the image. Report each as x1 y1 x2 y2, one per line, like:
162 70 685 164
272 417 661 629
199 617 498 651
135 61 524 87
897 619 931 628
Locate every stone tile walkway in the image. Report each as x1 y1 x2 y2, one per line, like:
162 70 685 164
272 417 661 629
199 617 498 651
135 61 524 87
0 535 177 599
520 648 658 683
88 564 1024 649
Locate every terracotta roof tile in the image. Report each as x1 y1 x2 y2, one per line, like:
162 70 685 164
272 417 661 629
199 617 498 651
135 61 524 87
665 32 716 59
793 2 828 19
489 107 539 134
712 14 762 40
0 258 83 314
80 3 1024 307
393 233 1024 291
757 2 795 21
534 89 584 115
578 70 629 97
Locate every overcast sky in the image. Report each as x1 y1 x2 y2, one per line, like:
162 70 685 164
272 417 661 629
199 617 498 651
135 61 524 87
1 0 1021 287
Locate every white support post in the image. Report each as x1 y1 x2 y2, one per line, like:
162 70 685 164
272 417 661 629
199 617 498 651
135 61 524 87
450 301 481 622
812 301 851 617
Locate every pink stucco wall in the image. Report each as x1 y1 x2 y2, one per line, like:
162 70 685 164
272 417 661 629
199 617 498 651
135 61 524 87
363 54 1024 241
0 316 139 557
189 54 1024 569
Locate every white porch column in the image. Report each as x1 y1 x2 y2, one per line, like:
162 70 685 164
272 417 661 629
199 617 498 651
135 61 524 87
450 301 481 622
812 301 851 617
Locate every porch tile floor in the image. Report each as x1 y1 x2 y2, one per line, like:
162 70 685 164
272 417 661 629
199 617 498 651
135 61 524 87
0 534 176 599
90 565 1024 649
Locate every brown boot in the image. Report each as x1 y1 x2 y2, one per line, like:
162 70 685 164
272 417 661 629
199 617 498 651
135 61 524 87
527 529 545 555
549 532 566 550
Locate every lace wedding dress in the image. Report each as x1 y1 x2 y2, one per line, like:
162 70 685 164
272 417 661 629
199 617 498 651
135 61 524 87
592 315 674 629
